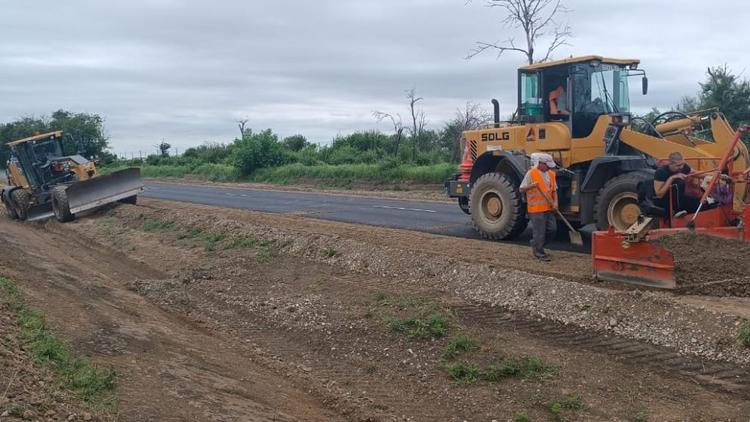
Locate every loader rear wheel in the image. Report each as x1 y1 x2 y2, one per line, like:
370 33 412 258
52 187 75 223
595 172 651 231
470 172 527 240
10 189 31 221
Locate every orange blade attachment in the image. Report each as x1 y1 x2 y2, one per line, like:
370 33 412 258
592 231 676 289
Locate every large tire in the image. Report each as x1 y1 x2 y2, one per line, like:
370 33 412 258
118 195 137 205
594 172 652 231
3 195 18 220
52 187 75 223
10 189 31 221
469 172 527 240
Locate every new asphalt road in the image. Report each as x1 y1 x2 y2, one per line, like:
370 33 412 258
142 181 589 252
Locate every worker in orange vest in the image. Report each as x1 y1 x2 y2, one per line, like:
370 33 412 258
519 153 558 261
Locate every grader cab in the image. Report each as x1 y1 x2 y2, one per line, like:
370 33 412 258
446 55 750 240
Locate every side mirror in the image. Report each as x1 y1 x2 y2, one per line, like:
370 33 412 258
642 76 648 95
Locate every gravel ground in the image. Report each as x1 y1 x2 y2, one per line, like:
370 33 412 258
107 200 750 366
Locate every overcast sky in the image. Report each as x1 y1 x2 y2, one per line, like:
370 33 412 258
1 0 748 156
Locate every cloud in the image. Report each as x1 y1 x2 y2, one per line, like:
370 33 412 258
0 0 748 155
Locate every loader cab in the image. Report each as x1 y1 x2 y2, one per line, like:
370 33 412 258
518 56 646 138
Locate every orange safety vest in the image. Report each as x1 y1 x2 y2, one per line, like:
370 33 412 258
526 168 556 214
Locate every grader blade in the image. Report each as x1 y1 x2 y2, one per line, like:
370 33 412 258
66 168 143 214
25 203 54 222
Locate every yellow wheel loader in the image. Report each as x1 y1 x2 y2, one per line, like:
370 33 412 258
445 55 750 239
1 131 143 222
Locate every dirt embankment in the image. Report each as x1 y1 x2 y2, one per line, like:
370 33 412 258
0 301 96 421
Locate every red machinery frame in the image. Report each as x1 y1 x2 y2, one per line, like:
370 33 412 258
592 125 750 289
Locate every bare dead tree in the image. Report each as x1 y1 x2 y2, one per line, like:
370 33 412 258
466 0 571 64
237 119 249 138
373 111 405 156
405 88 427 160
447 102 491 162
405 88 425 138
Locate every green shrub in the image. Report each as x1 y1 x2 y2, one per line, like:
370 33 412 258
233 129 289 175
447 362 480 384
441 335 480 360
739 320 750 348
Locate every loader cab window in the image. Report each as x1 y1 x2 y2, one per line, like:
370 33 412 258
571 63 631 138
519 72 542 122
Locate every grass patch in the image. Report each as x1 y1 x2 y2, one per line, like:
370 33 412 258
483 355 559 381
447 362 480 384
257 239 277 264
398 296 425 308
374 291 391 306
323 247 338 258
176 227 227 251
738 320 750 348
545 393 584 421
634 410 649 422
387 312 447 339
251 163 456 185
102 163 240 182
0 277 117 409
142 219 176 232
513 411 531 422
441 335 480 360
225 236 259 249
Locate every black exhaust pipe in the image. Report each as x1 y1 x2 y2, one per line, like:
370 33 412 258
491 99 500 128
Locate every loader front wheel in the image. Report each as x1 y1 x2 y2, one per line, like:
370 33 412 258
595 172 651 231
470 172 527 240
10 189 31 221
52 187 75 223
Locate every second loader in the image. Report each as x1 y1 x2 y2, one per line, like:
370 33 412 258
1 131 143 222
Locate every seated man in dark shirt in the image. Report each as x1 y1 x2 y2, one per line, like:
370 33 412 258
653 152 701 214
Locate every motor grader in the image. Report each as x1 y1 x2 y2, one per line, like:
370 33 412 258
1 131 143 222
445 55 750 239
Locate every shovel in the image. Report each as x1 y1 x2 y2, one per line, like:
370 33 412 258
534 185 584 246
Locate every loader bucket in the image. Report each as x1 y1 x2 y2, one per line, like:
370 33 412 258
66 168 143 214
592 230 676 289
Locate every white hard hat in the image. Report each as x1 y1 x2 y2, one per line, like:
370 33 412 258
530 152 557 168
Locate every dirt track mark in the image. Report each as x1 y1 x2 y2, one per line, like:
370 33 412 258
452 304 750 397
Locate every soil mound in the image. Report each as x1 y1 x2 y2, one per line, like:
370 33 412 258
654 233 750 292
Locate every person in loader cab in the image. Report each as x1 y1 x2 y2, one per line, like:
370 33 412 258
653 152 701 215
520 153 558 261
548 84 570 118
